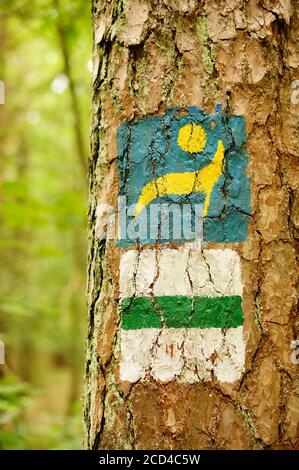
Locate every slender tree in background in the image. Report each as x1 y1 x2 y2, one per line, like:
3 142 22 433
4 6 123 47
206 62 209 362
52 0 88 416
85 0 299 449
53 0 88 174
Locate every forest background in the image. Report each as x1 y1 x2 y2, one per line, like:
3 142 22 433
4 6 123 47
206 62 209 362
0 0 91 449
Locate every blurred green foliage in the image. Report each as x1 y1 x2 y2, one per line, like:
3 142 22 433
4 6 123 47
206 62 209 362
0 374 34 449
0 0 92 449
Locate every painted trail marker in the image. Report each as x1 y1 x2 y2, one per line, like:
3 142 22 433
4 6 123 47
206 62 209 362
117 106 250 245
116 106 251 383
119 246 245 383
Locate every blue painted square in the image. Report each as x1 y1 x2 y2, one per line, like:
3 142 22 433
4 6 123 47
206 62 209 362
117 106 251 246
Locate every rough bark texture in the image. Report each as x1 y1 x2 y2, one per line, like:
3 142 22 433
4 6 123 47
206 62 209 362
85 0 299 450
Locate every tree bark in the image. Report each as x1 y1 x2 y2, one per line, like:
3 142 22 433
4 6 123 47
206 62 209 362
85 0 299 450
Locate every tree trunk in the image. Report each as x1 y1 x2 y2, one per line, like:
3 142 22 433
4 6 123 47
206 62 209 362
85 0 299 450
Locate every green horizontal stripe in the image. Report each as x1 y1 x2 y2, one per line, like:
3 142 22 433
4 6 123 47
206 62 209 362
121 295 243 330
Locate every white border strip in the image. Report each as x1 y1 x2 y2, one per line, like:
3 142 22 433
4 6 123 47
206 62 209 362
120 247 243 299
120 326 245 383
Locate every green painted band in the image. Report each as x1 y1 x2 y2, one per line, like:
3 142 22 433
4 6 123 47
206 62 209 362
120 295 243 330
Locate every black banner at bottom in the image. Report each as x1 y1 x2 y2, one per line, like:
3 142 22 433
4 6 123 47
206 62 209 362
0 450 297 467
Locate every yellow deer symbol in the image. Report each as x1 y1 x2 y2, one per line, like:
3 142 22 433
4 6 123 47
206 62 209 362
134 124 225 219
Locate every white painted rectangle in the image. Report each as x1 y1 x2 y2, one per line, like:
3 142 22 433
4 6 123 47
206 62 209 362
120 247 243 299
120 326 245 384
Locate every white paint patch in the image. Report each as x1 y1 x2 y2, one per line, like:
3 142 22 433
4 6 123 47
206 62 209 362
120 328 159 382
119 246 246 384
151 329 186 382
154 248 191 297
203 249 243 296
120 247 243 298
120 326 245 383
